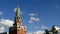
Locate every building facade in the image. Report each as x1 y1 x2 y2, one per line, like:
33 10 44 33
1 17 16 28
9 5 26 34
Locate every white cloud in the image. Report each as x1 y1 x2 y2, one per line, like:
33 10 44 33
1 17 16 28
27 30 45 34
29 20 33 23
14 8 17 12
29 17 40 23
0 12 2 15
27 32 32 34
0 26 5 33
0 19 14 33
55 26 60 30
29 13 37 16
35 31 45 34
30 17 40 21
40 25 48 29
0 19 14 27
34 25 48 29
28 13 40 23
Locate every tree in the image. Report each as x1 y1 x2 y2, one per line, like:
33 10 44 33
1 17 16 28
55 30 58 34
45 29 49 34
51 26 58 34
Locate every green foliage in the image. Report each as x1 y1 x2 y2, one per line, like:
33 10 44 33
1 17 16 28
45 29 49 34
51 26 58 34
45 26 58 34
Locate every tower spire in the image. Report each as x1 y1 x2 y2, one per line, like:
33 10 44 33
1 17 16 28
18 3 19 8
16 4 20 17
14 4 21 25
9 4 26 34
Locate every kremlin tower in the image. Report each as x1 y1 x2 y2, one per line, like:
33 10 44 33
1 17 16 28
9 5 26 34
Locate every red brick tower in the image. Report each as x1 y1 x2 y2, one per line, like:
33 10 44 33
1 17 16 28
9 5 26 34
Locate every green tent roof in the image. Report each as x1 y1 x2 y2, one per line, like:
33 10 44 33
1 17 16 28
16 6 20 17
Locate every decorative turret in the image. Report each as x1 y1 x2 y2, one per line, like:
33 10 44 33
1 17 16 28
23 26 26 30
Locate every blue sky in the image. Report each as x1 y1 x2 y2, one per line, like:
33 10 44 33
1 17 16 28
0 0 60 33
